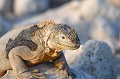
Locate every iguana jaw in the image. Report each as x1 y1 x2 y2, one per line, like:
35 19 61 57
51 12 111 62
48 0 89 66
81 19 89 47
47 40 80 50
65 43 80 50
61 43 80 50
59 38 81 50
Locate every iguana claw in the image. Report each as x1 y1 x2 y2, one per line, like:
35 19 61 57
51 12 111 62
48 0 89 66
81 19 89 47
32 69 47 79
60 69 76 79
17 69 47 79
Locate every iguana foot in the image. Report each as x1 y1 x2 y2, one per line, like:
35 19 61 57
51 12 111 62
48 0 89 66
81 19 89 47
52 53 77 79
16 69 47 79
32 69 47 79
59 69 76 79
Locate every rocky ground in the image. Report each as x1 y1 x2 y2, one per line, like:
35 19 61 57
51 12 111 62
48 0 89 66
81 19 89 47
1 62 94 79
0 0 120 79
1 40 114 79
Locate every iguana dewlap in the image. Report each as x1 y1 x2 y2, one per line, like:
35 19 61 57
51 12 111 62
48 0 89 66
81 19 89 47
0 21 80 79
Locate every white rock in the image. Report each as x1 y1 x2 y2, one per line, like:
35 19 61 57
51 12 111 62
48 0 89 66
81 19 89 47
78 40 115 79
14 0 50 16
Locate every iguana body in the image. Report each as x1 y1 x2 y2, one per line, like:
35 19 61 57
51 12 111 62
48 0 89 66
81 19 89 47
0 21 80 79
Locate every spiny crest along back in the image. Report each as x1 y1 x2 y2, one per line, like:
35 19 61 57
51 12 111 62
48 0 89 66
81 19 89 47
37 20 56 28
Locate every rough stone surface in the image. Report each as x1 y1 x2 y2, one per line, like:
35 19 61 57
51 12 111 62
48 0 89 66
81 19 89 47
0 0 12 13
78 40 115 79
14 0 50 16
1 62 94 79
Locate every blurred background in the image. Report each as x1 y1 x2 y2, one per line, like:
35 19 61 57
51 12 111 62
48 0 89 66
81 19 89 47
0 0 120 78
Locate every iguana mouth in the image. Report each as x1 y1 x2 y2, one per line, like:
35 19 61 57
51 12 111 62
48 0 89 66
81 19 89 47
61 39 81 48
68 44 80 49
62 43 80 50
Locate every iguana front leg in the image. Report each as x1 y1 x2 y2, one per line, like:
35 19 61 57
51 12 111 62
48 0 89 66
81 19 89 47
52 52 76 79
8 46 46 79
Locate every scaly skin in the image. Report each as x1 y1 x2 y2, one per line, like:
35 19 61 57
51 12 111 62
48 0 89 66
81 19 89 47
0 20 80 79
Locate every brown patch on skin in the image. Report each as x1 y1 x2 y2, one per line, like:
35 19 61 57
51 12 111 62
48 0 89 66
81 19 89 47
5 25 40 59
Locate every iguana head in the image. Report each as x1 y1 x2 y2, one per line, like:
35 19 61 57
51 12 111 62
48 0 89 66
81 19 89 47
47 24 81 50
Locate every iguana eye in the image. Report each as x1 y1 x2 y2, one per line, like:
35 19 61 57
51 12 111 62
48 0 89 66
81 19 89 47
59 34 66 40
61 36 65 39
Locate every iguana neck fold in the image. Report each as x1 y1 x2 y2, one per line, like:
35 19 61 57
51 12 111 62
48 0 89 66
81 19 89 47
32 24 53 54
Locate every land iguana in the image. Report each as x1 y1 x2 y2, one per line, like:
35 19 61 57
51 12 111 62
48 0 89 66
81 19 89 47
0 20 80 79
